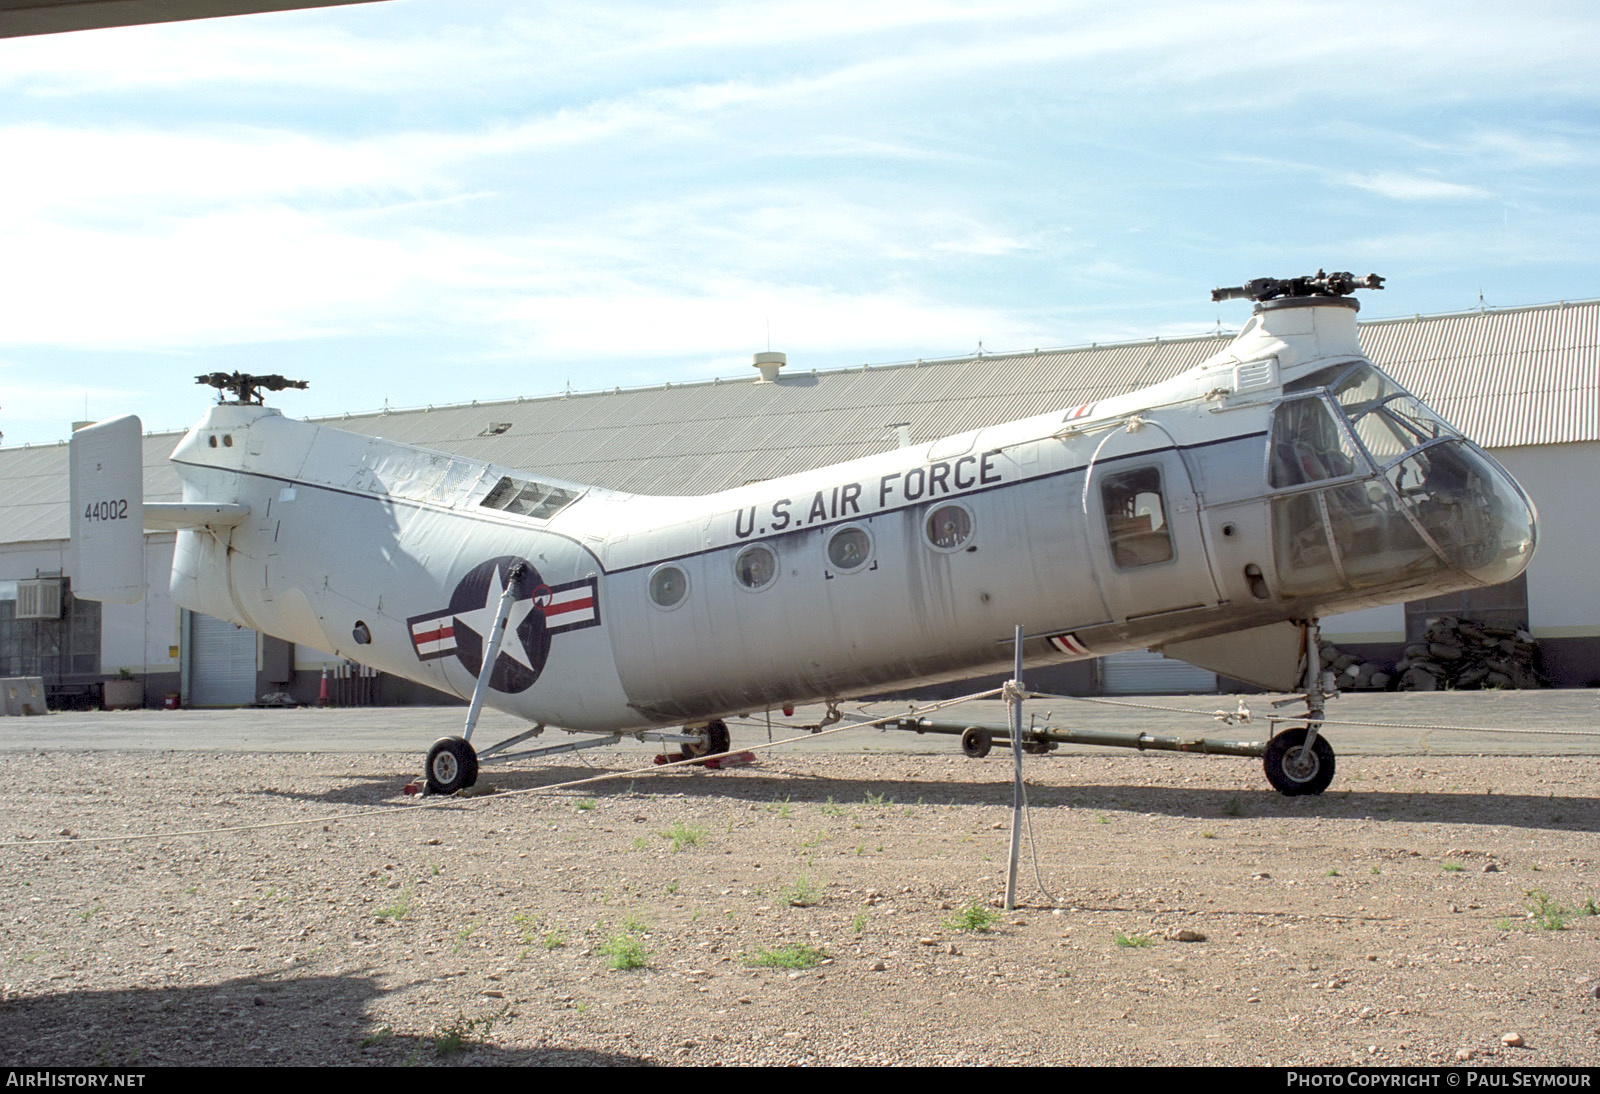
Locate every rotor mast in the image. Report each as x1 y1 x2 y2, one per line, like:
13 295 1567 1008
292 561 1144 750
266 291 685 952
196 372 309 406
1211 270 1385 304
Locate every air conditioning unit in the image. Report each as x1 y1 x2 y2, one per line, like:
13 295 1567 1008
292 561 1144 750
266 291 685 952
17 578 63 620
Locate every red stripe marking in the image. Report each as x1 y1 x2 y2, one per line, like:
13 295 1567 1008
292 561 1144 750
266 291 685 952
413 624 454 644
545 595 594 617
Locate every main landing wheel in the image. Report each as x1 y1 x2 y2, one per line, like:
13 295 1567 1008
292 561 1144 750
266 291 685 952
1262 726 1335 796
425 736 479 795
681 719 732 765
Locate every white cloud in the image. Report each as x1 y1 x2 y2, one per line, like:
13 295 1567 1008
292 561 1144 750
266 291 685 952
0 14 515 95
492 280 1046 367
0 207 426 347
0 124 460 219
1336 172 1489 202
8 1 1593 110
1349 225 1598 269
0 364 143 433
1460 128 1595 169
1 0 1597 448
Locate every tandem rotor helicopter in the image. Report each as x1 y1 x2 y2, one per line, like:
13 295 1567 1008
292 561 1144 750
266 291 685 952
69 272 1537 797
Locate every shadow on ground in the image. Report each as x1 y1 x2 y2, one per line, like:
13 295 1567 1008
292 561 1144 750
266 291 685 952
245 752 1599 834
0 968 651 1067
458 761 1600 834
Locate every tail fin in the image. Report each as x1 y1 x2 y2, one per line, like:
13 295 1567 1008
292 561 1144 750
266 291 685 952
69 415 146 604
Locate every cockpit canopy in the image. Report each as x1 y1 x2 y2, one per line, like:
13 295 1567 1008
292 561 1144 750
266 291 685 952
1267 361 1535 599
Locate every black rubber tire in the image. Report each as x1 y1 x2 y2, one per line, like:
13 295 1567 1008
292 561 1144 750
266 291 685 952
682 719 732 765
1262 726 1335 796
960 726 992 759
425 736 479 795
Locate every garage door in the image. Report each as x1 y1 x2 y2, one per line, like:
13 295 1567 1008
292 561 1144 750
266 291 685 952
1099 649 1217 695
189 612 257 707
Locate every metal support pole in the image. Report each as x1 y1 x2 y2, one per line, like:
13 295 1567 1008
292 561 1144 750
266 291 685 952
1004 624 1025 911
461 563 524 744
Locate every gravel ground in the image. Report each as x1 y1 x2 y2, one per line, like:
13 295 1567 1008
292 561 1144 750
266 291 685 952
2 736 1599 1067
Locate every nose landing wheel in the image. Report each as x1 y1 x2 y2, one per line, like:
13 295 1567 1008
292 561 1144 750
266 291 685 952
1263 726 1335 796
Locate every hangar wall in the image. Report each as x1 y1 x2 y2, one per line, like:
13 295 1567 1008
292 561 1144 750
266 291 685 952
1493 441 1600 686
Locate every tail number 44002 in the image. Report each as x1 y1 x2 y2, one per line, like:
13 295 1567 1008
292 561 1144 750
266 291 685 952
84 499 130 521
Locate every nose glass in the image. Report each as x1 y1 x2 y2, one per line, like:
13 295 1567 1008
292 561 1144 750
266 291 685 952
1385 441 1537 587
1270 362 1538 597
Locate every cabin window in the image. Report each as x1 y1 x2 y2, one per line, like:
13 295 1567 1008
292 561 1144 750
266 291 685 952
827 526 872 573
734 545 778 591
480 475 580 520
1101 468 1174 568
925 503 974 551
648 565 689 609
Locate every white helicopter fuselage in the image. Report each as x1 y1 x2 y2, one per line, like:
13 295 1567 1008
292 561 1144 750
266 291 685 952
139 294 1535 733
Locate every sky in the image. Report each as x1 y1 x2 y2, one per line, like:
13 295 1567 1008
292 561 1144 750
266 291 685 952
2 0 1597 447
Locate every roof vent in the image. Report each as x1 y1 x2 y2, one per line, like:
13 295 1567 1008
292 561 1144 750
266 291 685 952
752 350 786 383
481 422 512 437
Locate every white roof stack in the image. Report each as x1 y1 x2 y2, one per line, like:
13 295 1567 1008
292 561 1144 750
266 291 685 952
752 351 787 383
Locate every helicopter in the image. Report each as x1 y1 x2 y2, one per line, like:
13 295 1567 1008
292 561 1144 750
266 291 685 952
69 272 1537 795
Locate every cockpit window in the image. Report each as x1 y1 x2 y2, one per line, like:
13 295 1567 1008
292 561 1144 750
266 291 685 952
1287 362 1459 466
1285 360 1366 395
1345 394 1454 462
1269 396 1363 488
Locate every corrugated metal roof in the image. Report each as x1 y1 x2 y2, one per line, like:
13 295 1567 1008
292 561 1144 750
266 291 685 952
1359 301 1599 448
4 298 1596 545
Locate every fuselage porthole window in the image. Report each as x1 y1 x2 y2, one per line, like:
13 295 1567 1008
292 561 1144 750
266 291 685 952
648 564 690 609
827 526 873 573
925 502 975 552
734 544 779 591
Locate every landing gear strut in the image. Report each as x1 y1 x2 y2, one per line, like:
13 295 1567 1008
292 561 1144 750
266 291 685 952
1263 618 1338 796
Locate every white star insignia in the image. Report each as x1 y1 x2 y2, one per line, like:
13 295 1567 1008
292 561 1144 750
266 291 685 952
452 566 538 673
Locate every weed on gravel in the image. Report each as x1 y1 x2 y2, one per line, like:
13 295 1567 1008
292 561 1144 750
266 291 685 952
374 885 414 921
1509 888 1598 931
660 821 707 852
778 873 824 907
596 933 651 970
945 901 1000 933
431 1006 507 1058
743 943 828 969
